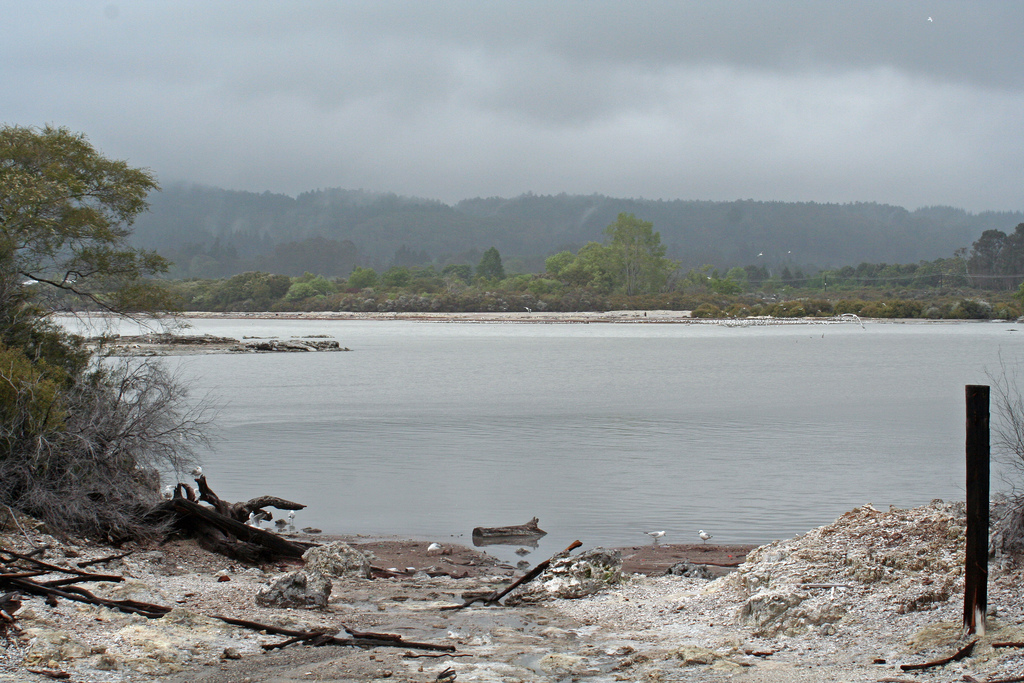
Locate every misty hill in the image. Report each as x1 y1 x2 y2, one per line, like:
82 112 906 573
131 183 1023 278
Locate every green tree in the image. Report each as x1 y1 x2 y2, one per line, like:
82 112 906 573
347 266 378 289
544 251 576 278
0 125 208 541
603 213 676 295
476 246 505 281
381 265 412 288
0 125 172 313
441 264 472 283
285 272 336 301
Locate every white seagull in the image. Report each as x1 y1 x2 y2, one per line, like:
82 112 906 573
698 529 712 544
646 530 666 543
427 542 442 553
190 466 203 479
247 511 270 528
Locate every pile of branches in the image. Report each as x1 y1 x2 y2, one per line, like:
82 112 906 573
0 544 454 663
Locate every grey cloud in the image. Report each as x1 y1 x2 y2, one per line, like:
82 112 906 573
1 1 1021 212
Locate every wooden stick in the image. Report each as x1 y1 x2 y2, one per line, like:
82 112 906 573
4 576 170 619
0 547 126 582
899 639 977 671
211 614 455 652
76 552 133 568
442 540 582 610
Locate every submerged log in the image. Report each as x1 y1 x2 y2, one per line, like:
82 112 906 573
472 517 546 539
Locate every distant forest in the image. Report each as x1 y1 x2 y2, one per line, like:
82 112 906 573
130 183 1024 279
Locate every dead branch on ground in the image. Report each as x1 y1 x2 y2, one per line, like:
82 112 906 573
899 639 977 671
443 540 582 610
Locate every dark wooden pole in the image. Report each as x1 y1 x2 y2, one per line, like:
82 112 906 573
964 384 990 635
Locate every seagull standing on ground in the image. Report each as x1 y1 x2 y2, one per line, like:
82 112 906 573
646 530 666 543
699 529 712 544
427 542 442 553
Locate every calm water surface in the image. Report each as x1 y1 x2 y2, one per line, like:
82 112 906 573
80 317 1024 563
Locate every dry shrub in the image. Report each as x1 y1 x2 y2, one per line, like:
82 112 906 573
989 361 1024 557
0 357 213 542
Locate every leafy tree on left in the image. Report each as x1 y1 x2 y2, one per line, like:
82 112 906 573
0 124 175 313
0 125 207 541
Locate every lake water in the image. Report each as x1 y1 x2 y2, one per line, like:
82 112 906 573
72 316 1024 564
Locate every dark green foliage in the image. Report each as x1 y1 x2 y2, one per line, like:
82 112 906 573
382 266 412 288
968 223 1024 290
132 185 1023 279
0 125 174 313
347 266 379 289
441 264 472 284
477 247 505 281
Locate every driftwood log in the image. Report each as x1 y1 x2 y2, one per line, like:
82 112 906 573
194 474 304 523
150 475 313 564
472 517 545 538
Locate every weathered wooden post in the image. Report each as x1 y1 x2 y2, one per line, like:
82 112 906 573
964 384 990 635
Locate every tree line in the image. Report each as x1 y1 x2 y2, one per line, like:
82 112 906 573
132 183 1024 280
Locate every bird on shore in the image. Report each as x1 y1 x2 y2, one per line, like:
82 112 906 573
427 542 442 553
646 530 666 543
286 511 296 531
247 511 270 528
699 529 712 544
274 518 288 530
190 466 203 479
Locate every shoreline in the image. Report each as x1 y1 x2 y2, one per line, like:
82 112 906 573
73 309 1013 325
4 501 1024 683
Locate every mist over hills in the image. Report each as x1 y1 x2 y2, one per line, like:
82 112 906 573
131 183 1023 279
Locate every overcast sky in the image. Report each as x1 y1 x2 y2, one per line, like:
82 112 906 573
3 1 1022 212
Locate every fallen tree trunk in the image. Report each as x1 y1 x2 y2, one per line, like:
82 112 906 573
169 498 309 560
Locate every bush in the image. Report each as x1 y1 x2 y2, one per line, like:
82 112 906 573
347 267 379 289
693 303 721 318
0 357 211 541
952 299 993 319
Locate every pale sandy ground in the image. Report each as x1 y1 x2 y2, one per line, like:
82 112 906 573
3 502 1023 683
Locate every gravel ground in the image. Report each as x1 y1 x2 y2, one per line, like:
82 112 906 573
1 501 1022 683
